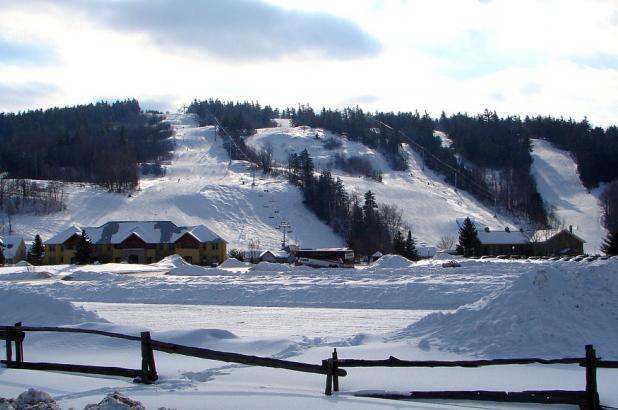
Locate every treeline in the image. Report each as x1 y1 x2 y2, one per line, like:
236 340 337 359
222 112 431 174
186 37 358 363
187 99 277 135
291 105 547 225
0 179 66 216
438 110 547 225
287 149 413 258
188 99 278 166
524 116 618 188
0 100 173 192
290 105 410 171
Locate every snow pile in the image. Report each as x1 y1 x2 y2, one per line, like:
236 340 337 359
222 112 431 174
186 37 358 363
0 288 104 326
62 270 123 281
153 254 212 276
400 260 618 358
220 258 249 268
84 391 144 410
250 261 293 272
14 260 32 267
165 266 236 276
368 254 414 270
0 271 53 281
152 254 192 269
0 388 60 410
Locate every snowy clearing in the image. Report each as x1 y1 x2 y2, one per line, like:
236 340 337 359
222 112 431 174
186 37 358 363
531 139 606 253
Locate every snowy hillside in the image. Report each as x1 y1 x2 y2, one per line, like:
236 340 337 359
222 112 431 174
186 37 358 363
249 122 517 246
8 114 343 250
530 139 606 253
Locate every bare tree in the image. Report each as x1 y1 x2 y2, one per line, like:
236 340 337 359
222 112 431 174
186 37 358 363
601 181 618 232
378 203 405 243
436 235 455 251
248 238 261 264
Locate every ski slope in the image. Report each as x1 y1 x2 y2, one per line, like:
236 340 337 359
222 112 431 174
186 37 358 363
530 139 606 253
9 114 344 250
249 123 517 247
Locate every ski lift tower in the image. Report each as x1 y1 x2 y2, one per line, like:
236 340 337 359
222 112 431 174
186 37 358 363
277 221 291 249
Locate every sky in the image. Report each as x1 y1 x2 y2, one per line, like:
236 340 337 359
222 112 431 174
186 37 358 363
1 0 617 126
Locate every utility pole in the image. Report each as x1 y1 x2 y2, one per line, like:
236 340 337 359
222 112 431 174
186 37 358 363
228 135 232 165
278 221 291 249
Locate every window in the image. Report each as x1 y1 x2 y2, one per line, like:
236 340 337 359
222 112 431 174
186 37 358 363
212 243 219 250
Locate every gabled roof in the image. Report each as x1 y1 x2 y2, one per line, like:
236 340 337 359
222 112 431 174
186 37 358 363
533 228 586 244
456 218 529 245
45 221 227 245
0 235 25 259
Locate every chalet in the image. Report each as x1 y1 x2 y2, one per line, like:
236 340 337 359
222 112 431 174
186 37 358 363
455 218 586 257
0 235 27 264
456 218 530 256
531 226 585 256
44 221 227 265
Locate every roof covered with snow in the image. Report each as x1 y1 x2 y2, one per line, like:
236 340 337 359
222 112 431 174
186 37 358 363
456 218 529 245
0 235 25 259
45 221 226 245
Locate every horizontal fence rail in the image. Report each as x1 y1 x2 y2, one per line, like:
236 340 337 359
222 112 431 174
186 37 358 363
1 324 613 409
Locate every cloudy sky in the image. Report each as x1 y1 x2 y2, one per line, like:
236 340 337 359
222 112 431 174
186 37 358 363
1 0 617 125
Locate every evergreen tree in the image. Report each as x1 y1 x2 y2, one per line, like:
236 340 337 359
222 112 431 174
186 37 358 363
28 234 45 265
228 248 244 261
74 230 93 265
601 231 618 255
392 230 405 256
457 217 481 257
404 230 419 261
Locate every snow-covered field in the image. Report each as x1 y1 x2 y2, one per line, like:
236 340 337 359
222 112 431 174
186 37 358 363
2 256 618 409
531 139 606 253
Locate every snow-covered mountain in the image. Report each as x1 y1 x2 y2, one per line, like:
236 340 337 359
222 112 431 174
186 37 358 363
9 114 343 250
248 120 518 247
7 114 607 252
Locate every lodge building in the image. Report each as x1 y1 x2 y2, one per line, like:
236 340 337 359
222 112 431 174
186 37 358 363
44 221 227 265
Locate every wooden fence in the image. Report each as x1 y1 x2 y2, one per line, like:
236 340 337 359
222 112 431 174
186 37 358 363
2 323 616 409
0 323 345 385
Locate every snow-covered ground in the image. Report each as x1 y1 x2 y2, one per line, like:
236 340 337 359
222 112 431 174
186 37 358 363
7 114 343 251
248 122 519 247
1 257 618 409
531 139 606 253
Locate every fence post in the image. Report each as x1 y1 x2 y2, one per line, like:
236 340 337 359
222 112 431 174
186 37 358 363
323 358 333 396
5 328 12 367
14 322 24 364
585 344 600 410
332 348 339 392
140 331 157 383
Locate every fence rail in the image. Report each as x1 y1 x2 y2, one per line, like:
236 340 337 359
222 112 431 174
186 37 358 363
1 323 613 409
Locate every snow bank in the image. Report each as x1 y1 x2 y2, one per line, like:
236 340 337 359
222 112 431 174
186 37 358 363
400 260 618 358
250 261 294 272
368 255 414 270
165 266 237 276
152 255 232 276
220 258 249 268
0 288 104 326
0 271 53 281
62 270 123 281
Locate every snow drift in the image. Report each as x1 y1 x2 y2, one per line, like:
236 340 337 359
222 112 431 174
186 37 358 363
399 260 618 359
0 288 104 326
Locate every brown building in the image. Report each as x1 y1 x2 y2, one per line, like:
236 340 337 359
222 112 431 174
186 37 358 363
531 228 585 256
44 221 227 265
